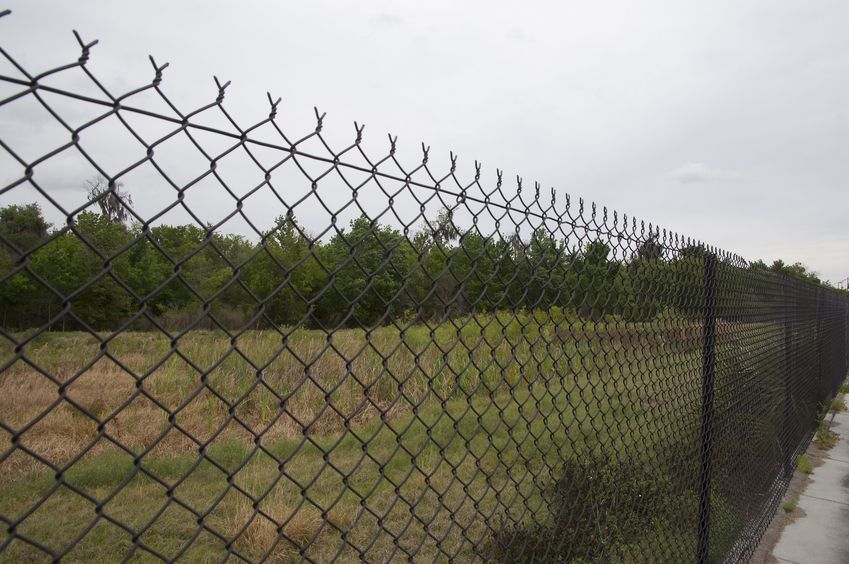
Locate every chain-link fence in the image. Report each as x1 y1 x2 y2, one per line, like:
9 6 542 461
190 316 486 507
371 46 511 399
1 12 848 562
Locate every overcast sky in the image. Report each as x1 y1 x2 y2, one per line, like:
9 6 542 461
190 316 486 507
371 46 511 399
1 1 848 283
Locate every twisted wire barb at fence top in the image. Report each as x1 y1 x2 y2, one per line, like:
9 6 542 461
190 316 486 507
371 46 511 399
1 12 849 563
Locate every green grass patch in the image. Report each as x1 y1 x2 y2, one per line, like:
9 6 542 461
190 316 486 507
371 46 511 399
815 421 838 450
797 455 813 475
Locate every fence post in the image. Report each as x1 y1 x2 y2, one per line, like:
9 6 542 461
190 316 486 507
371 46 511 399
782 277 793 478
697 253 718 564
843 302 849 392
815 288 823 408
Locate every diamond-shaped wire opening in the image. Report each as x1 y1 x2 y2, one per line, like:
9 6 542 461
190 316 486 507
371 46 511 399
10 484 97 558
133 500 204 561
0 94 74 166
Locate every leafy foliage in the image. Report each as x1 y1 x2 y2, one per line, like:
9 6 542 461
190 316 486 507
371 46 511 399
0 202 834 331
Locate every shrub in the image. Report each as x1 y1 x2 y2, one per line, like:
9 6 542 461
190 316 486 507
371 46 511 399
797 455 813 475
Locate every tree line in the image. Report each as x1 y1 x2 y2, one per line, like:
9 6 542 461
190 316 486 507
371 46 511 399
0 197 840 332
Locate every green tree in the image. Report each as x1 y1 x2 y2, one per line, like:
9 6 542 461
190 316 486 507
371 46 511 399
0 204 52 328
0 203 51 254
574 240 620 321
770 259 821 284
522 228 569 310
318 216 415 327
27 212 137 328
620 235 667 321
406 230 453 321
450 230 513 315
145 224 259 326
244 216 326 327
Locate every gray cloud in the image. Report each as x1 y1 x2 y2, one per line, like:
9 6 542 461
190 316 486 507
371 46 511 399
506 27 526 41
667 163 741 184
372 13 402 26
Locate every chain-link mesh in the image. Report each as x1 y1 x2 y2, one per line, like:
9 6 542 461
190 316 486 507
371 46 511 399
1 14 848 562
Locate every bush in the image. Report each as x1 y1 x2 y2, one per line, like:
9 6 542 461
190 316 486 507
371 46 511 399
488 455 681 562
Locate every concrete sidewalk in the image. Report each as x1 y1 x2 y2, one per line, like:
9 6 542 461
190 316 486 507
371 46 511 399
770 408 849 564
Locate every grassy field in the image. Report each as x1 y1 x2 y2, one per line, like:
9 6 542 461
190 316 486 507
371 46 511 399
0 311 752 562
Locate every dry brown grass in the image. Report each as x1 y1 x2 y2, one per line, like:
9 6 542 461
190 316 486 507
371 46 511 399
225 502 349 561
0 311 732 561
0 326 453 481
